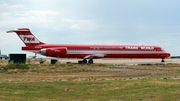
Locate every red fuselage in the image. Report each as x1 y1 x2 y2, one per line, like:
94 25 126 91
22 44 170 59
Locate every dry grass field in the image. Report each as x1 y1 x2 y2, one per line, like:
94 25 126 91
0 59 180 101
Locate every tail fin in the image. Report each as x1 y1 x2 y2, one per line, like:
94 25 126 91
7 28 44 46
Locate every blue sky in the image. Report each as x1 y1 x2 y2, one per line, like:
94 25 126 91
0 0 180 57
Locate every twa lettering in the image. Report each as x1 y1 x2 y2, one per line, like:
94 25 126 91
23 37 35 41
19 35 40 43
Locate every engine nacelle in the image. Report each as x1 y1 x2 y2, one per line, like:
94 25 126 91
40 47 67 56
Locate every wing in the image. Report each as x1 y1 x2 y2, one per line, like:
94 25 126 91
84 54 105 59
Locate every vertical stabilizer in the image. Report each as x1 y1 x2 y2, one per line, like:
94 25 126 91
7 28 44 46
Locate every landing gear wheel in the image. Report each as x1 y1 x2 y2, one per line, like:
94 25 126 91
78 60 83 64
88 59 93 64
161 59 165 62
83 59 87 64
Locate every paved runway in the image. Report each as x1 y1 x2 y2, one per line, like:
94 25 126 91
57 58 180 64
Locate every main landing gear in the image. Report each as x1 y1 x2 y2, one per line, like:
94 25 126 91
78 59 94 64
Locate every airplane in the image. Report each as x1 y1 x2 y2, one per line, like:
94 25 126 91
7 28 170 64
0 50 8 59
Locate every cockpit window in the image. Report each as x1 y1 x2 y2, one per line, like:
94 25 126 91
156 48 163 51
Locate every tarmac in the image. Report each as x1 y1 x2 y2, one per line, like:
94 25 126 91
56 58 180 65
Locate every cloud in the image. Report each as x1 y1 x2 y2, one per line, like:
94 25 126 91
0 1 99 32
69 20 98 30
0 30 18 46
0 0 180 56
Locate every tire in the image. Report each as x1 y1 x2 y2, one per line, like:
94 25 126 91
83 59 87 64
88 59 93 64
78 60 83 64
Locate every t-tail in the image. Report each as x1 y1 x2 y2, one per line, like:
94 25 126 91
7 28 44 46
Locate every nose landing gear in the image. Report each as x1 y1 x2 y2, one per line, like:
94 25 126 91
161 59 165 62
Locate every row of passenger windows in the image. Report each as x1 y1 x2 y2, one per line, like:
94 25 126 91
68 49 162 51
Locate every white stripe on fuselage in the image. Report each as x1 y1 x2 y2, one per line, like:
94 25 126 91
66 50 166 54
24 50 40 53
23 49 167 55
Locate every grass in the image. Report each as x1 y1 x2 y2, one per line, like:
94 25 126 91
0 79 180 101
0 60 180 101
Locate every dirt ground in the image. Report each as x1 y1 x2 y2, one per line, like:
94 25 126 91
56 58 180 64
0 60 180 82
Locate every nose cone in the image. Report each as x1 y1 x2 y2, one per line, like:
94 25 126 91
166 52 171 58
